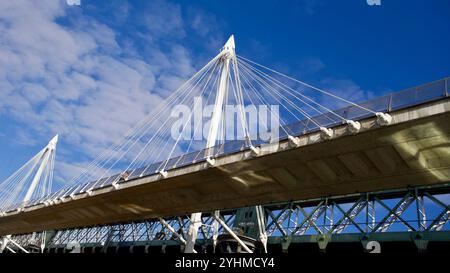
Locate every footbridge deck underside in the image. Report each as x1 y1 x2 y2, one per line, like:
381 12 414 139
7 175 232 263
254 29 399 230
0 99 449 236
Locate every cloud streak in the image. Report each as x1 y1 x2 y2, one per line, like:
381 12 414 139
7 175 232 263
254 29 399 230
0 0 218 186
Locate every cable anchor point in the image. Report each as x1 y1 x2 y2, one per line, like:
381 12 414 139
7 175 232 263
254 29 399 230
320 127 334 140
250 145 260 156
375 112 392 126
159 170 168 178
288 135 301 147
346 120 361 134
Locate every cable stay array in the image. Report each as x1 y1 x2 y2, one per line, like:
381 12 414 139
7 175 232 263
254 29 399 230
0 35 393 213
0 135 57 212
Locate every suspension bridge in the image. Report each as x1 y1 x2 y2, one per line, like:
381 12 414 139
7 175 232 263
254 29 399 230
0 36 449 254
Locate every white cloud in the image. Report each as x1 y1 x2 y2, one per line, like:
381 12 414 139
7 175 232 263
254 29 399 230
139 0 186 40
0 0 208 187
320 78 375 104
66 0 81 6
187 8 226 53
2 1 364 192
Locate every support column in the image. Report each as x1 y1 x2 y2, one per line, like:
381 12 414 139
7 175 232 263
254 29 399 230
0 236 10 253
184 213 202 253
255 205 268 253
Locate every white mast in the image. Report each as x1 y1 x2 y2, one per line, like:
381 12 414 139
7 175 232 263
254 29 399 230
22 135 58 204
206 35 235 149
185 35 237 253
0 134 58 253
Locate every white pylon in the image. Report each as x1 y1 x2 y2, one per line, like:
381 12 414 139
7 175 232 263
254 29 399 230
185 35 241 253
0 134 58 253
22 135 58 204
205 35 234 149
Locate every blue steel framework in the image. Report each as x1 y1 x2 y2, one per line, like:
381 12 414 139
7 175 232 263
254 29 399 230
8 183 450 253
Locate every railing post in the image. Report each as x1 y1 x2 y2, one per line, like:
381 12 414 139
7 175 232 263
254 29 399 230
445 77 449 97
387 94 393 112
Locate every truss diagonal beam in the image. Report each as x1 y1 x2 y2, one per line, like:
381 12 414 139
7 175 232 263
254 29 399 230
373 195 415 232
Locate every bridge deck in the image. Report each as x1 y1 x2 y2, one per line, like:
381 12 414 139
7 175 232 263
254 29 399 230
0 95 449 236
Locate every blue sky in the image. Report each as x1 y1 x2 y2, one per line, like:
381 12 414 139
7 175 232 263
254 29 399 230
0 0 449 187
